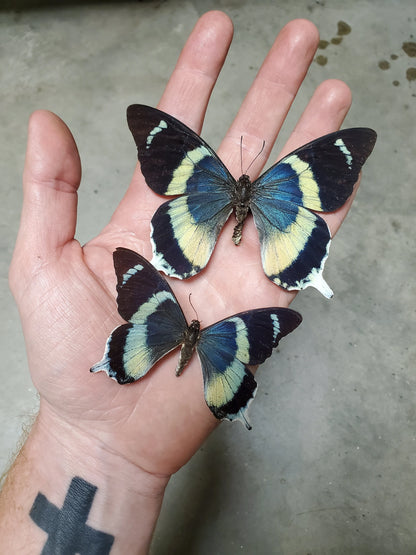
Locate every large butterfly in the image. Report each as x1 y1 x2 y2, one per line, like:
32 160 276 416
91 248 302 429
127 105 377 298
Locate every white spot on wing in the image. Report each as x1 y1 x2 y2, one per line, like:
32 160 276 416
122 263 143 286
335 138 353 168
270 313 281 341
146 119 168 149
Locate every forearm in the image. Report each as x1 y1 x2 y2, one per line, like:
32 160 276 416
0 405 169 554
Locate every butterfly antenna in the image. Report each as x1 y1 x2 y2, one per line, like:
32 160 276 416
240 135 244 176
188 293 199 321
244 139 266 175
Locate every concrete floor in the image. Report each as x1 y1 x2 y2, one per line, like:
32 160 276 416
1 1 415 553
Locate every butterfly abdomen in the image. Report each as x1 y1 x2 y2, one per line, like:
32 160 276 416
175 319 201 376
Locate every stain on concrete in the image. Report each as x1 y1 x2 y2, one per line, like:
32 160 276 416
377 37 416 88
406 67 416 81
391 219 401 233
337 21 351 36
315 21 351 65
402 41 416 57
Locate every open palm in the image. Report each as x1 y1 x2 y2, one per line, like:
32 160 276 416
9 13 354 479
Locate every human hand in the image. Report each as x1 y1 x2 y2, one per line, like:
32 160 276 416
9 12 353 484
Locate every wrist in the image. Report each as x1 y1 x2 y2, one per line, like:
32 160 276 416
35 401 170 495
0 402 169 554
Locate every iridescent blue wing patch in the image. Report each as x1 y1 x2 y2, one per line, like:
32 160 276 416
127 105 376 297
91 247 187 383
91 248 302 428
251 128 377 297
197 308 302 429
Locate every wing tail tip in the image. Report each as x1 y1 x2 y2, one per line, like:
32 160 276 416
298 273 334 298
240 410 253 430
224 408 252 430
313 274 334 299
270 272 334 298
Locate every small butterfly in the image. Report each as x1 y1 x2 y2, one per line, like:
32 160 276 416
91 248 302 429
127 105 377 298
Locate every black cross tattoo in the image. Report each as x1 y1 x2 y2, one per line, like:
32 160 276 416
30 476 114 554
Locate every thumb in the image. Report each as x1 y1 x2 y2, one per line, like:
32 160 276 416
10 110 81 289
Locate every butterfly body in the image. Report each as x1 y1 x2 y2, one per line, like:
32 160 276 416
176 319 201 376
127 105 376 298
230 173 253 245
91 248 302 429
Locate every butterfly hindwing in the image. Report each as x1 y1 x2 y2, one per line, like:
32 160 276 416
197 308 302 428
127 104 235 278
251 197 333 297
150 192 233 279
91 248 187 383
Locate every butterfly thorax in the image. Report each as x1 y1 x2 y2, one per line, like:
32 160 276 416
232 174 253 245
175 319 201 377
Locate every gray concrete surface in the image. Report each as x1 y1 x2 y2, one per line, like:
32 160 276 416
0 1 415 553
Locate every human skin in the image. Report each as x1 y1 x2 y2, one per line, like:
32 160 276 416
0 11 354 554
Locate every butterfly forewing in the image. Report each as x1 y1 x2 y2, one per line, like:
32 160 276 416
91 248 187 383
253 127 377 212
127 104 234 196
